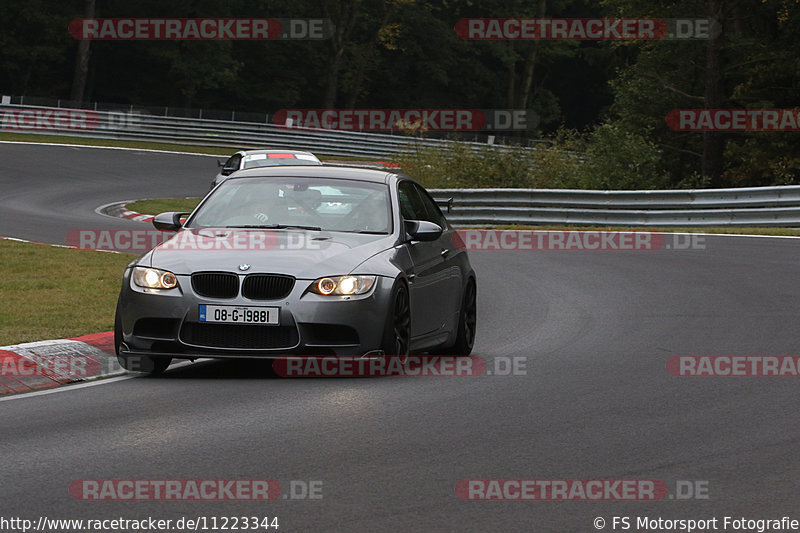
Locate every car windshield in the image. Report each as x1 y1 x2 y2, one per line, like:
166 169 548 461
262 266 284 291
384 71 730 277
188 177 392 234
242 154 321 169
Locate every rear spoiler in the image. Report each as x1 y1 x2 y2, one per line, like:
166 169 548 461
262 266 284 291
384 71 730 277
435 197 453 213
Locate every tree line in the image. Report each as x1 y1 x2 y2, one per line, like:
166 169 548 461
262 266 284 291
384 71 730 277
0 0 797 188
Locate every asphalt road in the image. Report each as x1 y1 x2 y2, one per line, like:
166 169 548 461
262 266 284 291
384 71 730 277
2 143 800 532
0 142 215 244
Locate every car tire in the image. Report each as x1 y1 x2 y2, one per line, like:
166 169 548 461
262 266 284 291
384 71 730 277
449 278 477 356
114 299 171 375
114 298 123 355
380 281 411 357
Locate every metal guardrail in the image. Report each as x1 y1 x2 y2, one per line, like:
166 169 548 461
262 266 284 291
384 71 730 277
430 187 800 226
2 101 797 226
0 101 528 159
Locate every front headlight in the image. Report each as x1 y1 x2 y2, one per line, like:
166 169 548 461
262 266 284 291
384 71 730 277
133 267 179 290
309 275 376 296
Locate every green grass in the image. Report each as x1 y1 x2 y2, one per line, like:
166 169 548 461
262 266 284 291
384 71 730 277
125 197 201 216
0 239 135 346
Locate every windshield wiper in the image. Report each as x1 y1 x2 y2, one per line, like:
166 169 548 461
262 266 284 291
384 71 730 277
225 224 322 231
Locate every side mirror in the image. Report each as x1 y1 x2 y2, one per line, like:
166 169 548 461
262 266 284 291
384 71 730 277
153 212 190 231
217 159 224 168
404 220 443 242
220 167 234 176
435 197 453 213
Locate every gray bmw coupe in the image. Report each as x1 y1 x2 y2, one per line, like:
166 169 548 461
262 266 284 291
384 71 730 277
114 166 476 373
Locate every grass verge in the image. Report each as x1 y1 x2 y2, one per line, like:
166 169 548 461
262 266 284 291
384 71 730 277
0 239 135 346
125 197 202 215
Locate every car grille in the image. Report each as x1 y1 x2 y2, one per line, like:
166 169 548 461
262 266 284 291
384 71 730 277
180 322 299 349
192 272 239 299
242 274 295 300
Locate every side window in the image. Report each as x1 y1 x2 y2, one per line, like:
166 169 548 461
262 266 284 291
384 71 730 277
397 181 429 221
222 154 242 175
413 183 447 227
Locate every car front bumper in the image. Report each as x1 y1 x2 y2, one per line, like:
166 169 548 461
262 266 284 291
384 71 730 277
117 269 394 359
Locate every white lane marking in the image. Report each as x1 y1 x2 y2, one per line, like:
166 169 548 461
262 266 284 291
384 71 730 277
94 199 144 216
0 374 136 402
0 360 197 402
656 231 800 240
456 229 800 241
0 140 226 158
0 234 124 253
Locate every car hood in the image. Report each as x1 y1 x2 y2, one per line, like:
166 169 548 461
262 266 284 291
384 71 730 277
144 228 396 279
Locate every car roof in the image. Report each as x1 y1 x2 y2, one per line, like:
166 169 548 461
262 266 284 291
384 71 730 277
227 165 400 184
236 149 318 157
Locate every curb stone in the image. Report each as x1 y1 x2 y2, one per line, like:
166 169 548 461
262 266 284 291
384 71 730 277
0 332 124 394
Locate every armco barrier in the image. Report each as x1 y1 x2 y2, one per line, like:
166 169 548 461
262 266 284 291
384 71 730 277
429 187 800 226
0 102 530 159
2 101 797 226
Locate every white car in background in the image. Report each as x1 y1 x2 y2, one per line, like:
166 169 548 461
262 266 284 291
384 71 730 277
212 149 322 188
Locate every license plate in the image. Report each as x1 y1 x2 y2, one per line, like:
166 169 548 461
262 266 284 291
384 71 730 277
199 305 279 325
